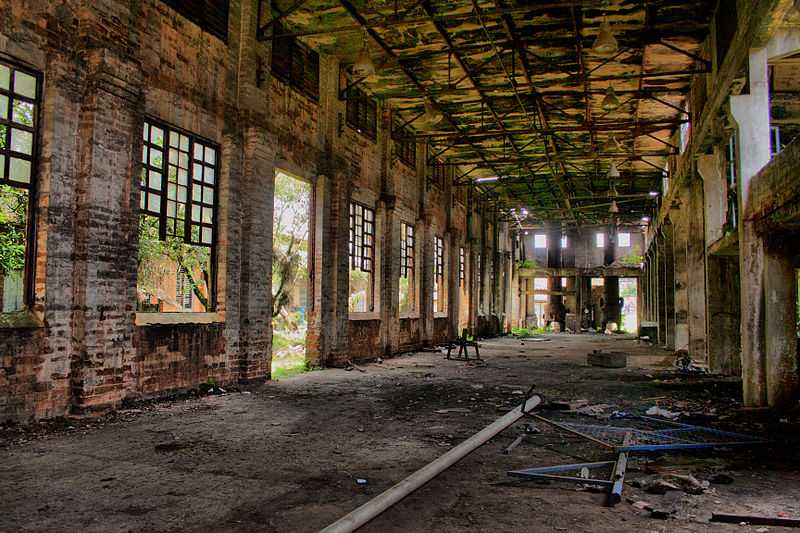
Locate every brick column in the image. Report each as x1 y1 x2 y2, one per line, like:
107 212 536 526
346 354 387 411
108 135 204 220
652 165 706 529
236 127 274 381
69 47 143 415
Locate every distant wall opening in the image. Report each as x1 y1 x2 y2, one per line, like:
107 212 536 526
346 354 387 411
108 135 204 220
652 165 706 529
271 170 311 379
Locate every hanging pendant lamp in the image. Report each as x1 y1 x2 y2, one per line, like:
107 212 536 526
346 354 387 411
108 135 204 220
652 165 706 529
601 86 620 111
602 134 622 152
422 100 444 128
353 30 375 78
607 161 620 179
593 16 618 56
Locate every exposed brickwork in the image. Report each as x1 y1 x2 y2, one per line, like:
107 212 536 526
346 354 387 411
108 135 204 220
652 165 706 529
0 0 510 423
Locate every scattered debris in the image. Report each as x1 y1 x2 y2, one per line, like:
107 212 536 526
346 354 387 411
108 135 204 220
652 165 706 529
344 360 367 373
355 478 368 486
632 474 708 495
649 508 673 520
574 404 614 417
707 472 734 485
549 399 589 411
587 350 627 368
645 406 680 419
434 408 472 414
631 500 654 511
710 513 800 527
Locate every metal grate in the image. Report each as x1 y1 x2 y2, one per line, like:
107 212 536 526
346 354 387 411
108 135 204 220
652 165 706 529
542 415 765 453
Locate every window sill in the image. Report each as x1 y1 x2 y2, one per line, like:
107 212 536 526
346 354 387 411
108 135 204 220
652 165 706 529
135 312 224 327
0 309 44 329
399 313 420 320
349 312 380 321
434 312 449 319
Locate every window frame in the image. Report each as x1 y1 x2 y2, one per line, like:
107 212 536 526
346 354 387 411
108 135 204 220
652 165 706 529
399 221 416 314
160 0 230 43
346 86 378 141
459 246 466 287
271 21 320 101
434 235 445 313
139 117 220 312
596 232 605 248
0 59 43 311
348 201 376 313
428 158 451 190
617 232 631 248
393 117 416 168
534 233 547 249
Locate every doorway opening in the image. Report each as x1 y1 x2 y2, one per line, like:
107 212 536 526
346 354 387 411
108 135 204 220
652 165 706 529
620 278 638 334
271 170 311 379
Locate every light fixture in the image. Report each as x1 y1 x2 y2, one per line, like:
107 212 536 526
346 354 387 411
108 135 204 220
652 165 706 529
475 176 499 183
601 86 620 111
421 100 444 128
608 200 620 214
353 29 375 78
602 134 622 152
649 191 659 197
524 230 529 235
592 16 618 56
607 161 620 179
641 216 651 223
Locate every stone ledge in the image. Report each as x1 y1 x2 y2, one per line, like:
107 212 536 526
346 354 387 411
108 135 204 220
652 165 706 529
135 312 224 327
0 310 44 330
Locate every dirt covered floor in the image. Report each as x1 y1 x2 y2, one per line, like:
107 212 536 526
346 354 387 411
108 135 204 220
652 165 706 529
2 334 799 533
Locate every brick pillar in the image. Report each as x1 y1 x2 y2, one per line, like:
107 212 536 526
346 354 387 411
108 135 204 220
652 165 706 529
307 175 331 366
324 170 352 366
420 215 434 346
70 48 143 415
380 195 399 355
236 127 273 381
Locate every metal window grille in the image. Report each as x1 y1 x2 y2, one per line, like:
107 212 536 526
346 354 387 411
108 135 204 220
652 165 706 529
271 21 320 101
400 222 414 278
349 202 374 272
394 117 416 167
346 86 377 140
141 119 218 303
459 247 465 285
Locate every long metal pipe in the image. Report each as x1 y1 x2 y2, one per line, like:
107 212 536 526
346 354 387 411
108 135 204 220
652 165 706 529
318 394 542 533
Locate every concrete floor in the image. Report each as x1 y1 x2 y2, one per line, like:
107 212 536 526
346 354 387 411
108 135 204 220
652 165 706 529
2 334 799 532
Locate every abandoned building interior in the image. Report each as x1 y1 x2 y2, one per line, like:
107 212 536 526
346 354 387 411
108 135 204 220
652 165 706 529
1 0 800 531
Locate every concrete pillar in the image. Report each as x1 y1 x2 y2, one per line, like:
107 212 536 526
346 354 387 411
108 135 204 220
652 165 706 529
672 197 690 351
739 221 767 406
657 234 667 345
603 276 620 331
732 48 773 406
545 221 565 328
706 255 742 375
663 223 676 349
763 236 799 407
730 48 771 206
687 178 708 361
